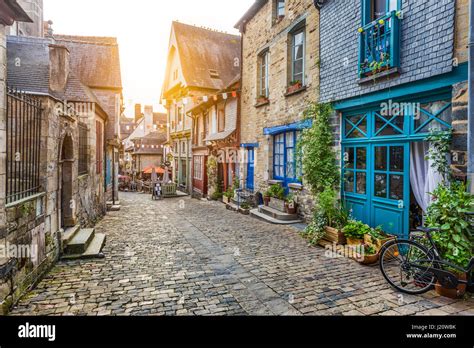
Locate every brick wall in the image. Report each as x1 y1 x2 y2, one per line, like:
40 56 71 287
240 0 319 209
320 0 456 103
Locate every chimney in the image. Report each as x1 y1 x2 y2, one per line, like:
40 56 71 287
144 105 153 134
134 104 142 123
49 44 69 93
44 20 53 38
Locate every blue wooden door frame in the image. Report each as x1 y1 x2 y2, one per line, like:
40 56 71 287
246 148 255 191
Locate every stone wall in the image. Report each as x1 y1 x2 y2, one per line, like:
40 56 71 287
0 24 7 240
0 96 107 314
239 0 319 220
319 0 456 103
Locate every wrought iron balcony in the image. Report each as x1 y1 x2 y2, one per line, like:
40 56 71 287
358 11 401 78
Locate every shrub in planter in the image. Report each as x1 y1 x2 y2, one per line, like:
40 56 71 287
355 244 379 265
301 210 327 246
342 220 371 246
223 188 234 204
364 226 396 252
239 202 251 215
426 182 474 298
267 184 286 211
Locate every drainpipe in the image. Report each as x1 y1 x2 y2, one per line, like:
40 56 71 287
469 0 474 194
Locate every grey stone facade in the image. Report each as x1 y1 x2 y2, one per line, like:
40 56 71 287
319 0 456 103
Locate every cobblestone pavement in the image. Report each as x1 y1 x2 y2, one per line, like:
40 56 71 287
10 193 474 316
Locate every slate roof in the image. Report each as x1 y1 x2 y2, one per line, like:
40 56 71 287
6 35 106 117
132 131 167 155
234 0 267 30
54 35 123 90
171 22 241 91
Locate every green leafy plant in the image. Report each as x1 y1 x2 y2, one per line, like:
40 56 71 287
342 220 371 240
223 188 234 199
318 186 338 228
240 202 250 210
363 244 377 255
301 210 327 246
289 80 302 86
298 103 338 195
426 182 474 269
266 184 285 200
425 129 453 183
211 191 223 201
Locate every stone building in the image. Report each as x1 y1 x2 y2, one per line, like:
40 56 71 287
162 22 241 194
318 0 470 237
54 35 124 206
8 0 43 37
235 0 320 220
130 131 167 175
188 77 241 199
0 34 108 314
0 0 31 315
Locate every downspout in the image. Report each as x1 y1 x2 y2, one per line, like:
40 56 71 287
469 0 474 194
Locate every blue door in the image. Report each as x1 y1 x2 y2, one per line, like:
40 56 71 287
246 148 255 191
342 142 409 238
370 142 410 237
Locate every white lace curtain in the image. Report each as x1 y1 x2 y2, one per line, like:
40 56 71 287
410 141 444 213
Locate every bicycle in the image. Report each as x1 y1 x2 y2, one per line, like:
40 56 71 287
379 217 474 295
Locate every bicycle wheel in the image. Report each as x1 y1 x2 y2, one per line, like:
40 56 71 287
380 239 436 295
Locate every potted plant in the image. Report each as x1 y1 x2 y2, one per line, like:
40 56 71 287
223 188 234 204
342 220 371 246
355 244 379 265
239 202 251 215
263 189 271 206
426 182 474 299
267 184 286 212
318 186 348 245
364 226 396 252
287 80 302 94
285 194 297 214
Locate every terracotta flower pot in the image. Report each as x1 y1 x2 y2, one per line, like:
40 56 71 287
263 196 271 206
435 273 467 299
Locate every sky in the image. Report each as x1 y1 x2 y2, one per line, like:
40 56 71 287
44 0 254 116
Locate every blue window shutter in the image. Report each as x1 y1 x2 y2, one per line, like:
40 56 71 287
361 0 371 26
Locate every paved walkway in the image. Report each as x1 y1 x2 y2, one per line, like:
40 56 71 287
10 193 474 316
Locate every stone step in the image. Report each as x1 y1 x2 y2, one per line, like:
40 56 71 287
62 233 106 261
65 228 95 255
250 209 302 225
258 205 299 221
61 225 80 246
109 205 121 211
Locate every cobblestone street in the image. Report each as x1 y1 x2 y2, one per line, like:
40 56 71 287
10 193 474 316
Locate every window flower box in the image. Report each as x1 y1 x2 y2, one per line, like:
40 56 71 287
287 81 303 94
268 197 286 212
256 95 269 105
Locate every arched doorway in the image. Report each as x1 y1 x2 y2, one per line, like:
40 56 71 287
60 134 75 228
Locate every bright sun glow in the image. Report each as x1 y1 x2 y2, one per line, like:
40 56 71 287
44 0 253 116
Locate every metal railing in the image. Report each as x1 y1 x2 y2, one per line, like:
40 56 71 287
358 11 400 78
6 88 43 204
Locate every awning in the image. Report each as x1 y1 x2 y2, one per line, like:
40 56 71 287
263 119 313 136
142 166 165 175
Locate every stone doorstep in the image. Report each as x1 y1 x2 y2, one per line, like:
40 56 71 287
65 228 95 255
109 205 121 212
250 208 302 225
61 233 106 261
259 205 299 221
61 225 81 246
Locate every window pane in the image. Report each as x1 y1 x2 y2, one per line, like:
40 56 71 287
375 147 387 170
390 146 404 172
375 114 404 136
344 147 355 169
389 0 398 11
356 148 367 169
294 45 304 60
286 132 294 147
344 171 355 193
294 32 304 46
293 60 303 77
375 174 387 198
356 172 366 194
390 174 404 200
345 115 367 138
373 0 387 19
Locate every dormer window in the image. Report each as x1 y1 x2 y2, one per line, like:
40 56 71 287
209 69 220 79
